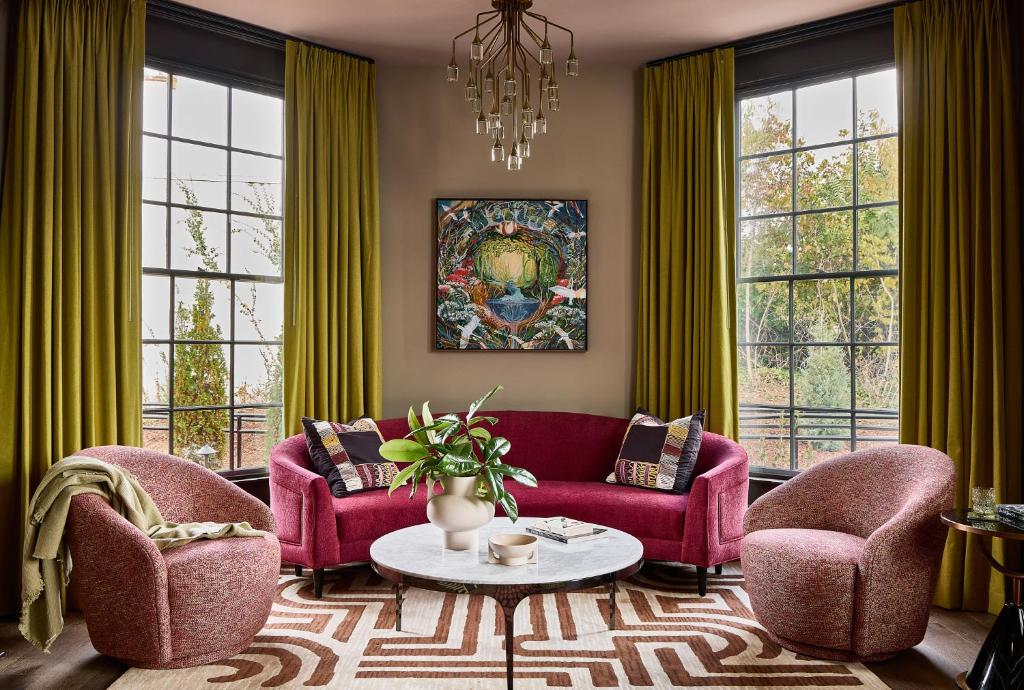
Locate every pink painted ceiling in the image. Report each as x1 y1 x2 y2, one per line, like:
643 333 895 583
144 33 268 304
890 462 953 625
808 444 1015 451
178 0 893 66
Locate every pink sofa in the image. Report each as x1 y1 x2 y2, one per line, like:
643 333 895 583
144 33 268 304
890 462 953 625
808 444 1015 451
741 445 955 662
67 446 281 668
270 410 749 596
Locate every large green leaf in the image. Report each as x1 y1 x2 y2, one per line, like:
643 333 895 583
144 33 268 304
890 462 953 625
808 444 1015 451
468 427 491 442
499 490 520 522
468 384 503 420
437 457 479 476
407 406 425 444
466 415 499 427
492 463 537 487
435 414 462 443
388 459 423 496
422 402 437 443
483 437 511 463
379 439 429 463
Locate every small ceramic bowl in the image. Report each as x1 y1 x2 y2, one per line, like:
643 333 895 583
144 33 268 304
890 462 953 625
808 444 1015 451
489 533 538 566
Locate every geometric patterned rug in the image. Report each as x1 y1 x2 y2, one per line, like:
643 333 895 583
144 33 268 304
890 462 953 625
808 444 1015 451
111 565 887 689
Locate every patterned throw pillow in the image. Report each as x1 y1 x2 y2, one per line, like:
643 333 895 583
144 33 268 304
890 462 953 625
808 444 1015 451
301 416 399 498
606 409 705 493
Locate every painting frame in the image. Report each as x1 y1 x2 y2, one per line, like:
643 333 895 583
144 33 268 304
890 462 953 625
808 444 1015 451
434 198 589 352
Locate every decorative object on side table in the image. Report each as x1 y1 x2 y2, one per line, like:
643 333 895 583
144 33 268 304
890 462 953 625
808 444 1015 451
970 486 998 520
379 384 538 551
488 533 539 565
435 199 587 350
941 510 1024 690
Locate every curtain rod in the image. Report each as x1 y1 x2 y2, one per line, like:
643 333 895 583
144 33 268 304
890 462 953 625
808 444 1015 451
645 2 903 67
147 0 375 64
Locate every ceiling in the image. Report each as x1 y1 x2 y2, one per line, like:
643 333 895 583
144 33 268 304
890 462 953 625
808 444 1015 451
178 0 893 67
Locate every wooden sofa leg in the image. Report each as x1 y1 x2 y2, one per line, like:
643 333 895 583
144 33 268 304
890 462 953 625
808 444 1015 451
714 564 722 575
294 565 303 577
697 566 707 596
313 568 324 598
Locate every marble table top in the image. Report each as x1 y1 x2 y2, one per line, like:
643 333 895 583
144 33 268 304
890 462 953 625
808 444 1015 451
369 517 644 586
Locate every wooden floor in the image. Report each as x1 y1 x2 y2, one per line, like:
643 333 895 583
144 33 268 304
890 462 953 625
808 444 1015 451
0 564 993 689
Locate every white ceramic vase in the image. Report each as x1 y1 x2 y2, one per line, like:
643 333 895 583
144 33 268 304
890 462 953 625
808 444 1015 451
426 476 495 551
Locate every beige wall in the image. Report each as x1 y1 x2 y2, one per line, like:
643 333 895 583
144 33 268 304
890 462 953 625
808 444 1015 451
377 65 640 419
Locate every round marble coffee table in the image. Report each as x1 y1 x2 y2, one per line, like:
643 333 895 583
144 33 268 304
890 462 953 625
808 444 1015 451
370 517 644 690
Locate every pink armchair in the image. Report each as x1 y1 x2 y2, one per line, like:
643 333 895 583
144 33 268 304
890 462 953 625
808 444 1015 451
741 445 955 662
66 446 281 668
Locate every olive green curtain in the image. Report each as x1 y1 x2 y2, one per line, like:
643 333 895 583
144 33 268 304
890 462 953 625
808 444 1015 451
0 0 145 613
283 41 381 430
635 49 738 437
896 0 1022 614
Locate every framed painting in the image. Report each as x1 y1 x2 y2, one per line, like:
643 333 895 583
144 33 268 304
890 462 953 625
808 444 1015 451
435 199 588 351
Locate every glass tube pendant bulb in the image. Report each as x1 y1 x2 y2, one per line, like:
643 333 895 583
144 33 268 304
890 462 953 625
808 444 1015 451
507 142 522 171
548 96 560 112
470 31 483 62
486 111 501 132
503 78 517 97
500 95 513 116
470 96 482 113
523 120 534 139
446 57 459 83
566 49 579 77
519 132 530 159
539 37 553 65
484 67 495 94
548 79 559 99
535 111 547 134
522 105 535 126
491 132 505 162
464 77 478 102
475 112 487 135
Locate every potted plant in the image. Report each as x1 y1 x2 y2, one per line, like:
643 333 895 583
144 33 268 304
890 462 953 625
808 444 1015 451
379 385 537 550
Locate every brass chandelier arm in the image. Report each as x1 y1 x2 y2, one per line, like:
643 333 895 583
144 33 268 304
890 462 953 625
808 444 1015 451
518 18 545 49
516 40 543 68
449 11 501 53
524 11 575 44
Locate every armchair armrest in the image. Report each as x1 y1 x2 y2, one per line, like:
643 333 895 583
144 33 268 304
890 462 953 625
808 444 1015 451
66 494 172 663
743 463 845 534
184 467 276 532
681 447 749 567
269 449 339 569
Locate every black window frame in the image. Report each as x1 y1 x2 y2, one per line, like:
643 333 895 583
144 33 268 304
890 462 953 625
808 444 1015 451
141 61 285 480
734 59 900 478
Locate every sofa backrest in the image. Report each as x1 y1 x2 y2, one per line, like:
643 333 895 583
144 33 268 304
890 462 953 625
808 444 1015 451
274 410 745 487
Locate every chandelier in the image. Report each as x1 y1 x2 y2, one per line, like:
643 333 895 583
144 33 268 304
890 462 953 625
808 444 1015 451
447 0 579 171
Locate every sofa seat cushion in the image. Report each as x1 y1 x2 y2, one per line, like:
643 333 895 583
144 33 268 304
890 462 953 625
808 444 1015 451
162 533 280 661
504 481 688 543
334 484 432 546
741 528 865 650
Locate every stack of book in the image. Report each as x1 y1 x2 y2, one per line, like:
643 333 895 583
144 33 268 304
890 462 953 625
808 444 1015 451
527 517 608 543
996 504 1024 529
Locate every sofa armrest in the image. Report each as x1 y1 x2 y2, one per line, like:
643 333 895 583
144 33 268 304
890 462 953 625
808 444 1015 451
66 494 172 664
681 451 749 567
269 453 339 568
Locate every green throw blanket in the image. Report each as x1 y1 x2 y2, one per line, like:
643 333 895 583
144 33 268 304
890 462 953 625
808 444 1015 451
20 456 265 652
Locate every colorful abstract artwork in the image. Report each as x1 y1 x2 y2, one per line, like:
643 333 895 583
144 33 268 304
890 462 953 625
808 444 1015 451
435 199 588 351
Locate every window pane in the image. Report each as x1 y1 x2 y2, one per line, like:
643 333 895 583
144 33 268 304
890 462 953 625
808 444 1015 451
231 215 282 276
794 346 851 408
796 211 853 274
794 279 850 342
857 206 898 270
740 217 790 277
142 409 170 454
796 78 852 146
171 75 228 145
170 208 227 273
797 438 852 470
857 137 898 204
855 277 899 343
739 346 790 405
797 144 853 210
856 346 899 409
142 203 167 269
174 279 230 340
739 408 791 470
173 408 230 469
738 281 789 343
142 135 167 201
234 344 281 404
232 89 283 155
171 142 227 209
856 410 899 445
741 91 792 155
172 344 230 406
857 69 897 137
741 154 792 216
231 153 282 215
234 282 283 341
143 69 168 134
142 275 170 340
142 344 168 405
796 410 852 470
227 408 281 470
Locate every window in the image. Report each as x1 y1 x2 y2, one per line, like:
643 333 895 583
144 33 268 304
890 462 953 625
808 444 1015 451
141 68 284 473
736 67 899 473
